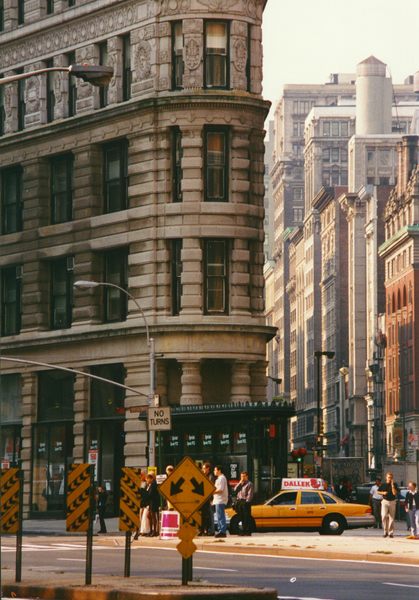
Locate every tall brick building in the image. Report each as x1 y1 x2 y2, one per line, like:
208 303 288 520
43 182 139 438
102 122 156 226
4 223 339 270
0 0 291 517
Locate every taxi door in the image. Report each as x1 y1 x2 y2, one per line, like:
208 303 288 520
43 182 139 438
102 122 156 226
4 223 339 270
253 491 298 529
296 491 326 527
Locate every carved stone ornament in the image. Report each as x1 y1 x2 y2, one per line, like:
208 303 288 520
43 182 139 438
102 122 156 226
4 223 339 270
185 38 201 71
54 71 63 104
161 0 191 14
26 77 40 111
234 38 248 72
245 0 258 18
198 0 240 10
136 41 152 81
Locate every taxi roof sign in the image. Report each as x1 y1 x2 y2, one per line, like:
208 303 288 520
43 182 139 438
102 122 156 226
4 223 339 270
281 478 325 491
158 456 215 520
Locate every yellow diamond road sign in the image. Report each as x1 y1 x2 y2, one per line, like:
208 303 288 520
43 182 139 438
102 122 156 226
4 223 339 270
159 456 215 520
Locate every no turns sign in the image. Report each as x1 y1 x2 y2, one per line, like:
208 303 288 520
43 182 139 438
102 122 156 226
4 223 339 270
147 406 172 431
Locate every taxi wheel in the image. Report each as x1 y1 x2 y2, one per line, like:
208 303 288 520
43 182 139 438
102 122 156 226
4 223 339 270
320 514 345 535
229 515 242 535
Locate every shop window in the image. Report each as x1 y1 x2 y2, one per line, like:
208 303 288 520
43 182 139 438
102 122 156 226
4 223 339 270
50 154 73 224
122 34 131 101
103 248 128 322
98 41 109 108
204 239 229 314
204 127 229 202
1 166 23 235
46 58 55 123
103 140 128 213
204 21 229 89
50 256 73 329
67 51 76 117
90 364 125 418
172 21 184 89
171 239 182 315
1 264 22 336
172 127 183 202
38 371 74 422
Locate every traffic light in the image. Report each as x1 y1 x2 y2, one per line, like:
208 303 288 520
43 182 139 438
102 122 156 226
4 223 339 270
291 447 307 463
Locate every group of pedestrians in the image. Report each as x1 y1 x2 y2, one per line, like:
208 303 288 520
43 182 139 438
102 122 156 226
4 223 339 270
369 472 419 539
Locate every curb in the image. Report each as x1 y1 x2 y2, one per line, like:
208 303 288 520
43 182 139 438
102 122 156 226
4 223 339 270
2 583 278 600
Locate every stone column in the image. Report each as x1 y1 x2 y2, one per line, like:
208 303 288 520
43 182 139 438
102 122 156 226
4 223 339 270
231 129 251 204
3 72 17 134
73 145 102 219
75 45 97 114
131 23 157 97
157 20 171 92
73 373 89 462
250 361 268 403
22 158 49 230
231 21 249 91
20 371 37 518
124 361 149 469
25 62 43 129
230 239 250 315
107 36 123 105
182 19 203 89
180 361 202 405
180 238 203 315
230 361 251 404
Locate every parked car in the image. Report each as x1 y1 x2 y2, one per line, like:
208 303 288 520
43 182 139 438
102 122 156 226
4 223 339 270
227 488 375 536
355 482 375 505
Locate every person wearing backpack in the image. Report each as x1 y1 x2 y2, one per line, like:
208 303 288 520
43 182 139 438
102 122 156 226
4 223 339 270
213 465 228 538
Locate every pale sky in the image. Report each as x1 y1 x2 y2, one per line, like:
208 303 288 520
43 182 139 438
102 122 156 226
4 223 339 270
263 0 419 116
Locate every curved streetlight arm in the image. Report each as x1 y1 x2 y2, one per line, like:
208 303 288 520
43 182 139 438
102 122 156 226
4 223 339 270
73 280 150 346
0 65 113 87
0 355 148 398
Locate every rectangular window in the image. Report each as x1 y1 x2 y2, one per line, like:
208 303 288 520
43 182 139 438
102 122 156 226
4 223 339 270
0 76 5 136
17 0 24 25
38 371 74 421
245 23 251 92
122 34 131 101
171 239 182 315
46 58 55 123
50 154 73 224
204 127 228 201
331 148 339 163
331 121 339 136
323 121 330 136
98 41 109 108
341 121 348 137
322 148 330 162
103 248 128 322
0 1 4 32
0 374 22 423
16 70 25 131
103 140 128 213
90 364 125 418
67 52 76 117
1 166 23 235
46 0 54 14
205 21 229 89
204 239 228 314
172 127 183 202
172 22 184 89
68 0 75 6
1 265 22 336
50 257 73 329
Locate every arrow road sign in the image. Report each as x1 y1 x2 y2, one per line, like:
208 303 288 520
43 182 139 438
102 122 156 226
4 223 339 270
158 456 215 520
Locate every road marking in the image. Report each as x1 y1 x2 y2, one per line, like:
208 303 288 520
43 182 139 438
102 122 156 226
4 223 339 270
194 566 238 572
383 582 419 589
278 597 335 600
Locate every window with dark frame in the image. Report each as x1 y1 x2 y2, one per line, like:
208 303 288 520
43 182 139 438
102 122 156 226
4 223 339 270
103 248 128 323
204 127 228 201
1 265 22 336
103 140 128 213
1 166 23 235
0 76 5 136
68 0 75 7
172 21 184 89
16 70 25 131
46 0 54 14
245 23 251 92
172 127 183 202
122 34 131 101
0 1 4 32
204 21 229 89
50 257 73 330
38 370 74 421
90 364 125 418
46 58 55 123
98 41 109 108
17 0 24 25
171 239 182 315
204 239 228 314
50 154 73 224
67 51 76 117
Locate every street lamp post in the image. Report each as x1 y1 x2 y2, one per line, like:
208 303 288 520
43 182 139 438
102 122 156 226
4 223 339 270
73 280 157 468
314 350 335 477
0 64 113 87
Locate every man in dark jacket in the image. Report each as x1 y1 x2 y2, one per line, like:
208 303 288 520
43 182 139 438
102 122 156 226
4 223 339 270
405 481 419 539
233 471 254 536
96 483 108 534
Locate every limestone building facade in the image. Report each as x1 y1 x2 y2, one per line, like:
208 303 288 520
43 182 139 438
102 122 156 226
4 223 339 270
0 0 289 517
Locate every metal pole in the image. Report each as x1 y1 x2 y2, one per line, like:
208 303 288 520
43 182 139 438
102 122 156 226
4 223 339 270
316 354 322 478
148 337 157 469
124 531 131 577
85 468 94 585
15 469 23 583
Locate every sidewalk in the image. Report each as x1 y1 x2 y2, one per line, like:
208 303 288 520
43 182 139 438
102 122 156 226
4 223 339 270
19 517 419 566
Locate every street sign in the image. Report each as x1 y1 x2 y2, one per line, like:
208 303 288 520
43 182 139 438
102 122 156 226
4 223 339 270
66 463 92 532
147 406 172 431
177 521 197 559
119 467 142 532
158 456 215 520
0 468 20 534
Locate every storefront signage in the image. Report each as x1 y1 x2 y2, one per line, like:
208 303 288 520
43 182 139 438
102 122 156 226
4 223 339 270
147 407 172 431
281 477 324 491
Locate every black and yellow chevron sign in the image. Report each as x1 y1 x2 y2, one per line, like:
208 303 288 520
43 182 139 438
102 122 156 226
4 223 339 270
0 468 20 534
119 467 142 532
66 463 92 533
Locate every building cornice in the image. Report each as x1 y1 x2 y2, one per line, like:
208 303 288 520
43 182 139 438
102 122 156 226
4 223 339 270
378 224 419 257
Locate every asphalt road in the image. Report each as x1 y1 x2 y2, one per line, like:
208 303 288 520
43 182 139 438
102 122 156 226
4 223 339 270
1 539 419 600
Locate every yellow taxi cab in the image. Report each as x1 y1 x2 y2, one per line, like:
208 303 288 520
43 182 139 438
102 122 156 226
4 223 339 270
227 478 375 535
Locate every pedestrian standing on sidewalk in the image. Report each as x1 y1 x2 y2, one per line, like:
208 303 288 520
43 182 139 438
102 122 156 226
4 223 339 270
145 473 160 537
199 462 215 536
233 471 254 536
405 481 419 539
378 471 399 538
213 465 228 538
96 483 108 534
369 477 382 529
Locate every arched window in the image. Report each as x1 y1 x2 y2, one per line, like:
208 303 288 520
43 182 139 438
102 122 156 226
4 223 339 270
403 286 407 307
387 295 391 315
408 283 413 305
397 289 401 311
392 293 396 313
